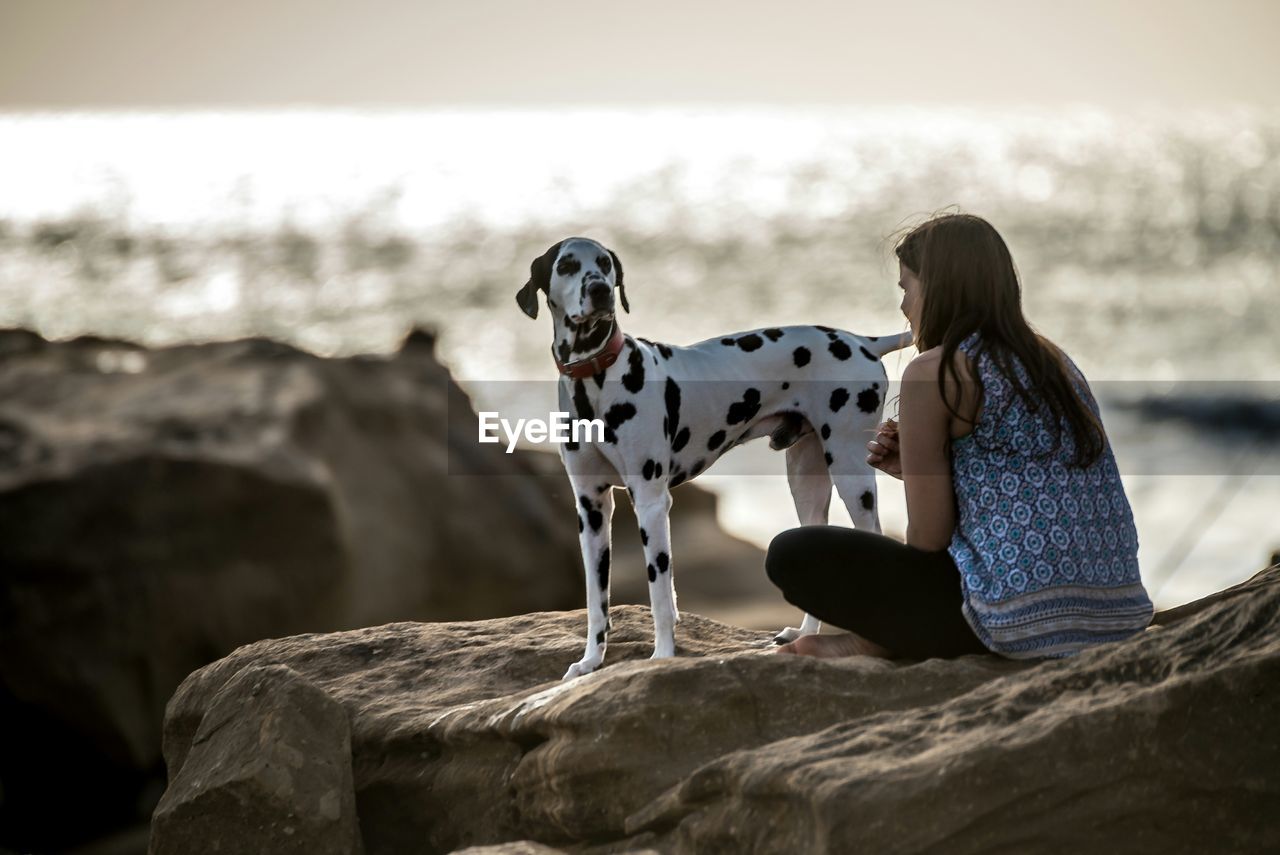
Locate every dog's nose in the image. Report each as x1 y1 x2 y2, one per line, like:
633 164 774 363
587 281 612 305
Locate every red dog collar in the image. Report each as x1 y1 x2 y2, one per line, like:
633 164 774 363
554 321 625 379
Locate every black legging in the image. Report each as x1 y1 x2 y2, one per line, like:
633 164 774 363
764 525 989 660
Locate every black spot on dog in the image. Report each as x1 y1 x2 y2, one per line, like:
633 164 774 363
830 388 850 412
793 347 811 367
868 336 879 341
857 386 881 413
708 429 726 450
665 378 682 441
596 483 609 494
578 515 584 533
643 458 656 480
654 462 664 478
671 426 691 452
669 471 686 488
593 372 605 389
565 439 579 452
820 423 831 440
826 331 839 341
640 527 648 545
557 254 581 276
691 459 705 476
860 490 875 510
647 563 657 582
596 630 605 645
603 402 637 444
721 337 736 346
580 495 604 532
781 382 790 390
656 343 674 359
860 345 879 362
573 380 594 421
815 325 834 332
736 333 764 352
597 547 610 589
656 552 670 573
824 451 834 466
872 382 880 389
622 345 646 393
726 388 762 424
763 327 785 341
828 339 852 360
557 340 572 364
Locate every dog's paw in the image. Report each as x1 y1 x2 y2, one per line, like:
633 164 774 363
562 657 603 681
773 626 807 644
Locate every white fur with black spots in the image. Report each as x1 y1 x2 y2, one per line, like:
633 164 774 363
516 237 914 680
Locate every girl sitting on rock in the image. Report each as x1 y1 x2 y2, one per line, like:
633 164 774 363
765 212 1154 660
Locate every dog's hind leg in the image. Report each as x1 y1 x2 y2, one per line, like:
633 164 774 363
628 483 678 659
830 464 882 536
563 481 616 680
774 429 832 644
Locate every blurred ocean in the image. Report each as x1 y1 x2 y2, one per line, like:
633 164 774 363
1 106 1277 608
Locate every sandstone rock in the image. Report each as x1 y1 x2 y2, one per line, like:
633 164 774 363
158 610 1023 853
628 566 1280 854
0 326 774 849
150 665 362 855
0 327 580 847
450 844 569 855
156 568 1280 854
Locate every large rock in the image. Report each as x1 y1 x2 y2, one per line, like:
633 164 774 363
0 326 772 850
0 327 581 848
155 565 1280 854
150 665 362 855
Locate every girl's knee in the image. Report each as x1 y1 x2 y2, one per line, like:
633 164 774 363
765 527 819 587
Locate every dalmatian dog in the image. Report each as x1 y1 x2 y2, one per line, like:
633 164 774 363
515 237 914 680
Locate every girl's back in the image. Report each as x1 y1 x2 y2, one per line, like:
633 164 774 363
948 330 1154 658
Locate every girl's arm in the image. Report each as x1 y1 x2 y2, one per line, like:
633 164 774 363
898 350 958 551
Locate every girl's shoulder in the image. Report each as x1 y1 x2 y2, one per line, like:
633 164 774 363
907 344 982 438
909 341 980 385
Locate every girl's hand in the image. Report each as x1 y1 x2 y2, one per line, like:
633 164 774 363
865 418 902 479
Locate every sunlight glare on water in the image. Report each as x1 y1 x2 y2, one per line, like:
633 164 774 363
1 106 1277 606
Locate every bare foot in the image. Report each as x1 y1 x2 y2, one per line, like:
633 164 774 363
774 632 891 659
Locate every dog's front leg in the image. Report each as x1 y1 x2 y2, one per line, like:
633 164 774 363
564 483 615 680
630 486 678 659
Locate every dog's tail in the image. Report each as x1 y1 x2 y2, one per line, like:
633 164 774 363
864 330 915 358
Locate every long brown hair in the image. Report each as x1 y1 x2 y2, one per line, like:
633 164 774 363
893 211 1105 468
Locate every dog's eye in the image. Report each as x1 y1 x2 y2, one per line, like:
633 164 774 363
597 255 612 275
556 256 581 276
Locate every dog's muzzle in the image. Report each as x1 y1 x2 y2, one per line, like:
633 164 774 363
586 280 613 311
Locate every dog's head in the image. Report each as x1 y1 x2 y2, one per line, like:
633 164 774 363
516 237 628 322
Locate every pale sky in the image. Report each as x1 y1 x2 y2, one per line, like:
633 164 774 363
1 0 1278 108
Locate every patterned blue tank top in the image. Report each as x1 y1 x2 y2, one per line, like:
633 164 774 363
947 331 1154 658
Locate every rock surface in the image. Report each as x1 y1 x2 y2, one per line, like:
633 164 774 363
0 326 772 850
150 664 363 855
154 565 1280 855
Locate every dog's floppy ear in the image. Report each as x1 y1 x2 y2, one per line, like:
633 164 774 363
516 241 562 320
609 249 629 313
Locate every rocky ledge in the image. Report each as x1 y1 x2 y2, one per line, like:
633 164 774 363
152 565 1280 855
